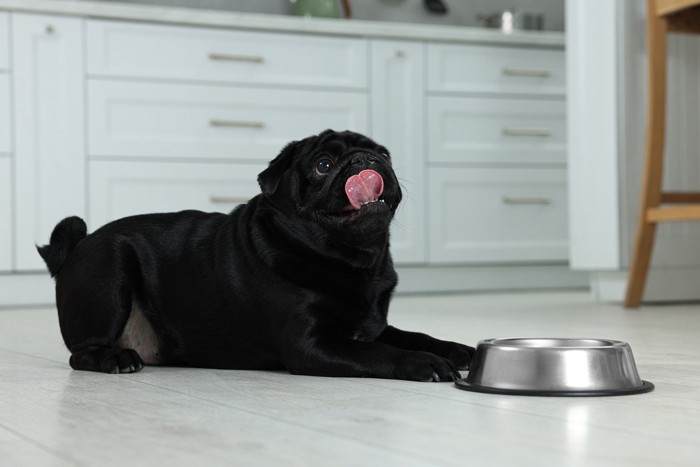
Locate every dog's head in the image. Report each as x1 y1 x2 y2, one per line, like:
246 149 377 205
258 130 402 247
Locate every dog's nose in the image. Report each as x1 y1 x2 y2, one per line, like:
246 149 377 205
351 153 378 166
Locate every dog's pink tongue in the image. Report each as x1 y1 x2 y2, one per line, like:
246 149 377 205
345 170 384 210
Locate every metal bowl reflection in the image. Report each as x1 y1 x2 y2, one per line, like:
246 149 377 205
455 338 654 396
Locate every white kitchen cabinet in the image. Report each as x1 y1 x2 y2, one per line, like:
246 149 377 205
427 43 565 96
12 14 85 271
89 161 265 230
427 96 566 165
0 74 9 154
0 13 8 70
86 20 368 89
370 40 426 264
425 38 568 267
429 167 569 263
0 158 11 271
0 2 577 304
1 13 11 272
87 80 368 161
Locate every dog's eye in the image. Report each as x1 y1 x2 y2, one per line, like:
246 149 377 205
316 159 333 175
380 152 390 160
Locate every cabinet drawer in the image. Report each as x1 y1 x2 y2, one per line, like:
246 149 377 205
428 167 568 264
86 20 367 89
0 74 9 153
87 80 368 161
0 158 10 271
0 13 8 70
89 160 266 229
427 43 565 96
427 96 566 165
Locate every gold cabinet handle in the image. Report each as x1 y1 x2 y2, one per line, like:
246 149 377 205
208 53 264 63
502 127 552 137
209 119 265 129
502 196 552 205
502 67 551 78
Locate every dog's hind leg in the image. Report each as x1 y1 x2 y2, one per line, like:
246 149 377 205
58 285 146 374
68 345 144 374
54 249 146 374
39 218 151 373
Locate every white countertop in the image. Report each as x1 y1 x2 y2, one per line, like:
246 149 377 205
0 0 565 48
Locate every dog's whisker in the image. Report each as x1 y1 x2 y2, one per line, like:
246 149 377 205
391 218 408 232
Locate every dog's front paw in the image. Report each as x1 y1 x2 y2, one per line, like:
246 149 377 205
397 351 461 382
441 343 475 370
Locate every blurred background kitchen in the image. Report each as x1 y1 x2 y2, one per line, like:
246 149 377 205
0 0 580 308
4 0 699 309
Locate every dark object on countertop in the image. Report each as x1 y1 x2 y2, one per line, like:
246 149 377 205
476 10 545 32
341 0 351 18
424 0 448 15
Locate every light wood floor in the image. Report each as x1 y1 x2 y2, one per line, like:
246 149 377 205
1 291 699 467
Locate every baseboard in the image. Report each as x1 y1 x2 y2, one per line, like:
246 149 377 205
0 272 55 308
590 267 700 303
395 264 589 294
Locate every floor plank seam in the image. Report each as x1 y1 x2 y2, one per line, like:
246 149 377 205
0 421 86 467
0 347 67 366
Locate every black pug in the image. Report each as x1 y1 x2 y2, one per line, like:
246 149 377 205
38 129 474 381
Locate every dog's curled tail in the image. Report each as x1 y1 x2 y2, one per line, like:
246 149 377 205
36 216 88 277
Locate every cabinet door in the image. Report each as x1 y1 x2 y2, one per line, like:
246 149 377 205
1 15 10 271
429 167 569 264
0 14 8 154
0 13 8 70
427 43 565 96
86 20 368 89
0 74 9 154
427 96 566 165
89 161 265 230
87 80 368 162
370 40 426 264
0 158 11 271
12 14 85 270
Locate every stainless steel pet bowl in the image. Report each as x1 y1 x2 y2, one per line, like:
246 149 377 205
455 338 654 396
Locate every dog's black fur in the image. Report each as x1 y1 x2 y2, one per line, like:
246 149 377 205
38 130 474 381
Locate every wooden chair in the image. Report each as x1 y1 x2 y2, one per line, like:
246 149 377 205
625 0 700 307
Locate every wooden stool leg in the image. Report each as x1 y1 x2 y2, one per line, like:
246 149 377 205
624 2 668 308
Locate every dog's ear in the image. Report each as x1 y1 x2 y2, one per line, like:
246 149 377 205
258 139 301 197
258 130 337 197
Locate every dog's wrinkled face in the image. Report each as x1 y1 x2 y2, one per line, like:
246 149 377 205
258 130 402 245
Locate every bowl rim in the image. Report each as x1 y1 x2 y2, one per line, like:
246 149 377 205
477 337 630 350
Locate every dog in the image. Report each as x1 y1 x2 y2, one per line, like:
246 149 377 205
38 129 474 381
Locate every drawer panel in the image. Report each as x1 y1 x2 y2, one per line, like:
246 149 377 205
428 167 568 264
89 160 265 230
427 96 566 165
87 80 368 161
428 43 565 96
0 74 9 153
0 158 11 271
0 13 8 70
86 20 367 89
